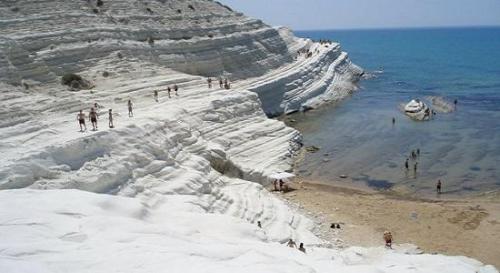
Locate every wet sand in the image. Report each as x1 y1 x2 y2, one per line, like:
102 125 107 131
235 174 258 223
281 181 500 268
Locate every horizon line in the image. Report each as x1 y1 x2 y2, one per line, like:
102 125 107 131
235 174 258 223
292 24 500 32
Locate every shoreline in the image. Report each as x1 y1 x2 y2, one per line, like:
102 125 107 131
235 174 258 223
280 180 500 268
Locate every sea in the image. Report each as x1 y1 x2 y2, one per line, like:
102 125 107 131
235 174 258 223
293 27 500 197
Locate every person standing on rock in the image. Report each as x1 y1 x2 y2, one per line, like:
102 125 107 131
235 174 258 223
128 99 133 117
174 84 179 96
167 86 171 98
154 90 159 102
437 180 442 194
207 77 212 88
108 109 114 128
77 110 86 132
89 107 98 131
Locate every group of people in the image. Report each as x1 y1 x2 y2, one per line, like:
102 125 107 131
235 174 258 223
403 149 444 194
153 84 179 102
287 239 307 253
273 179 289 192
77 100 135 132
404 148 421 177
297 48 313 59
207 77 231 89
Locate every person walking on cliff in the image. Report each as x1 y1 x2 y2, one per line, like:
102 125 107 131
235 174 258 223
128 99 133 117
77 110 86 132
154 90 159 102
207 77 212 88
219 77 223 88
174 84 179 96
89 107 98 131
437 180 442 194
108 109 114 128
167 86 172 98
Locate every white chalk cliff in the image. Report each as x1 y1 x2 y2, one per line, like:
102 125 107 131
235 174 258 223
0 1 497 273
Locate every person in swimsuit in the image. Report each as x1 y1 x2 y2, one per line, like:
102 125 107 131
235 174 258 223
108 109 114 128
89 107 98 131
437 180 442 194
207 77 212 88
77 110 86 132
128 100 133 117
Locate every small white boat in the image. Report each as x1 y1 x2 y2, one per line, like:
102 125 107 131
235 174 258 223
404 99 431 120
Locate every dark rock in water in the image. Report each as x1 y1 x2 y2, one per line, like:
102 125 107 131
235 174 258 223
305 145 320 153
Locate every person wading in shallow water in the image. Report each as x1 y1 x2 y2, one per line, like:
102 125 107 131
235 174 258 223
437 179 442 194
89 107 98 131
405 158 409 171
77 110 86 132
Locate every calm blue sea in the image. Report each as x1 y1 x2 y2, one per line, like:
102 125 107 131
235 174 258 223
293 27 500 197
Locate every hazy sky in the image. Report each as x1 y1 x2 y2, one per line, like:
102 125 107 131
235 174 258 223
219 0 500 30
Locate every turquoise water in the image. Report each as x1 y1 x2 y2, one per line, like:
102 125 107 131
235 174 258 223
293 27 500 197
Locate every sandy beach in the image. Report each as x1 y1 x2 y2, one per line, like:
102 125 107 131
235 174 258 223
281 181 500 268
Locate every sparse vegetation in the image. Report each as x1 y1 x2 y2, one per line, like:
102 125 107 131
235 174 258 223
208 34 214 38
92 8 99 14
11 6 20 12
146 7 153 14
188 4 195 11
102 71 109 77
177 9 182 14
117 52 123 59
96 0 104 7
61 73 93 90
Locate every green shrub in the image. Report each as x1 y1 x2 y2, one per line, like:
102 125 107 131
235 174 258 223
61 73 83 86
